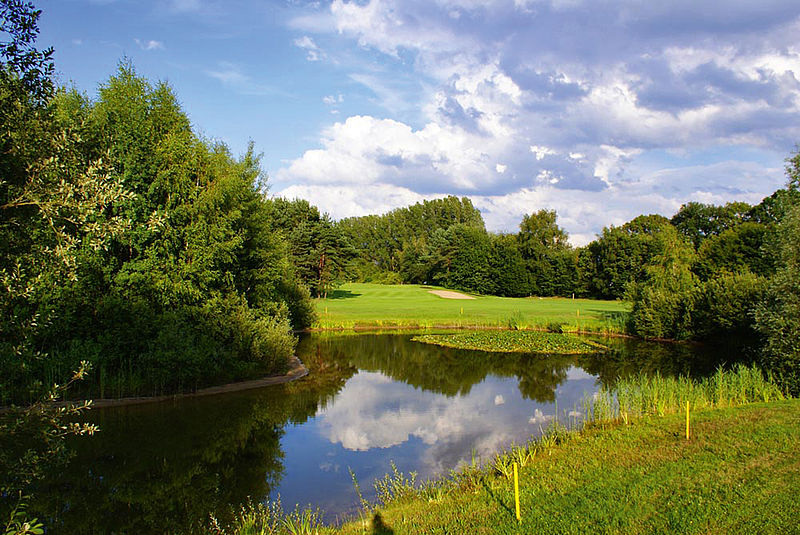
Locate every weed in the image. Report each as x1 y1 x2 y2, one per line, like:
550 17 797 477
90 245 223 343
374 461 418 506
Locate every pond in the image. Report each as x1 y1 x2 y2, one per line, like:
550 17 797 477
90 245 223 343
32 332 721 533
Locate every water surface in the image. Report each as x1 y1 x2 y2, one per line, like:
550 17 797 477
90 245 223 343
33 332 717 532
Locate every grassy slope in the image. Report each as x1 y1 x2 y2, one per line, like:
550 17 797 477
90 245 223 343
335 400 800 535
314 283 629 332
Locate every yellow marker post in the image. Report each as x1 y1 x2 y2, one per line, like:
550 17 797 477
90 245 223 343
513 462 521 523
686 400 690 440
460 307 463 315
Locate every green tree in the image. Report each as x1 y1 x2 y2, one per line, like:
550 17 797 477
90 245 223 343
516 209 571 296
264 197 356 298
431 224 492 293
626 224 697 339
586 214 674 299
755 204 800 394
671 201 751 249
693 222 772 280
487 234 529 297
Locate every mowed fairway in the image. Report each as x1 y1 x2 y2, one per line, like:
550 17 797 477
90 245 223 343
313 283 629 332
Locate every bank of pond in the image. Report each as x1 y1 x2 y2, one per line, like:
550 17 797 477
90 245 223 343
20 331 795 534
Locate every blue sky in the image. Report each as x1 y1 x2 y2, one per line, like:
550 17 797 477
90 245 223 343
38 0 800 244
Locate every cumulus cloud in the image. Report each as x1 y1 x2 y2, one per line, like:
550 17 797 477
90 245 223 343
277 0 800 240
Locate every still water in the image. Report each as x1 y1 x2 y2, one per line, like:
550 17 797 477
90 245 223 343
34 332 715 533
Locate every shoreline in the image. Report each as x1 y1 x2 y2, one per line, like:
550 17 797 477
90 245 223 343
303 324 639 339
0 357 308 412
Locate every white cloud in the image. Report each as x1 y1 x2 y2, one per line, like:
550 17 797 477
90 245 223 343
134 38 164 51
322 93 343 105
275 0 800 238
294 35 325 61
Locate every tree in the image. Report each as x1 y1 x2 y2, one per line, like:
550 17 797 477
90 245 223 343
626 224 697 339
431 224 491 293
0 0 53 101
671 201 751 249
516 209 571 296
693 222 772 280
755 204 800 394
487 234 529 297
264 197 356 298
586 214 675 299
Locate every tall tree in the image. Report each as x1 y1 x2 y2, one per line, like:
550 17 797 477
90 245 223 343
516 209 571 296
755 204 800 394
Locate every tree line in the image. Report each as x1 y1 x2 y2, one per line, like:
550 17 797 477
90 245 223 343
2 0 798 400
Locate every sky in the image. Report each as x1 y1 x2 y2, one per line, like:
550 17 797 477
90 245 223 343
37 0 800 245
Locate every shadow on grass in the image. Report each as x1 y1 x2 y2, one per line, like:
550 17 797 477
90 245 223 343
589 310 630 324
325 290 362 300
371 512 395 534
482 479 515 519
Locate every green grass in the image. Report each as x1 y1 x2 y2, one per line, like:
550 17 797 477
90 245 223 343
313 283 629 333
412 331 608 354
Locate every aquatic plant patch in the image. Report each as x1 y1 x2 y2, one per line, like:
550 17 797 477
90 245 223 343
411 331 607 354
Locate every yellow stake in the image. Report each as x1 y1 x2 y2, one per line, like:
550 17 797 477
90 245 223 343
686 400 690 440
460 307 463 315
514 462 521 523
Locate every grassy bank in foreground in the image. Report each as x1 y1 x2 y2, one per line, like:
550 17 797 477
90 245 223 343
313 283 629 332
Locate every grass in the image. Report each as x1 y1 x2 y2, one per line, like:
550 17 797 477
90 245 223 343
411 331 608 354
210 366 797 535
313 283 629 333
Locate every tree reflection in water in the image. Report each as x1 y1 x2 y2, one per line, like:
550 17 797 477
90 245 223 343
29 332 716 533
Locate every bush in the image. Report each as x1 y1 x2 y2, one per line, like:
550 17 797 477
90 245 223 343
692 272 765 342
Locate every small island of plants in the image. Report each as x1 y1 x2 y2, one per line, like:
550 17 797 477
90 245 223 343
411 330 608 354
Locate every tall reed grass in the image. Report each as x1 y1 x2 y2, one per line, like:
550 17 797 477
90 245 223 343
586 364 785 423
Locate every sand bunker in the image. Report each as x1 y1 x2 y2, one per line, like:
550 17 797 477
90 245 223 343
428 290 475 300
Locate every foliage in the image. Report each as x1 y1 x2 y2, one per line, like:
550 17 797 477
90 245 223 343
755 205 800 395
338 195 485 281
692 272 766 343
625 223 697 339
586 214 676 299
0 0 53 102
692 222 772 280
264 197 355 299
411 331 607 354
1 363 96 533
516 209 574 296
2 60 313 401
671 200 751 249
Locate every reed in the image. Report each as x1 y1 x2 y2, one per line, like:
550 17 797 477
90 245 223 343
589 364 784 423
